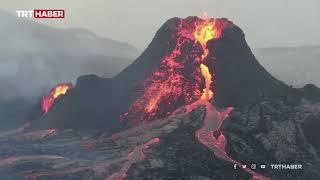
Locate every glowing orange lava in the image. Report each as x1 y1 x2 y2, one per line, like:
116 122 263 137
123 18 232 124
41 83 72 114
191 18 267 180
200 64 213 101
194 20 217 59
195 20 215 101
120 17 266 180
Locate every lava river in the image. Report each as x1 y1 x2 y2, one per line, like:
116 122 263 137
112 17 269 180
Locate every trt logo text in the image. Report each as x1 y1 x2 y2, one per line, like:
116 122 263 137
16 10 65 19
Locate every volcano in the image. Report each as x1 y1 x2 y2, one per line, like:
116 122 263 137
40 17 292 130
1 17 320 180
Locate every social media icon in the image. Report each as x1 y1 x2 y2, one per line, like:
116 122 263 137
251 164 257 170
234 164 237 169
260 164 266 169
242 165 247 168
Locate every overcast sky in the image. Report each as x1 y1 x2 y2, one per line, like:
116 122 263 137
2 0 320 51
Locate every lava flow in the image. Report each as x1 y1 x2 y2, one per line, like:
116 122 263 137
123 17 267 180
41 83 72 114
124 18 229 124
190 18 268 180
106 138 160 180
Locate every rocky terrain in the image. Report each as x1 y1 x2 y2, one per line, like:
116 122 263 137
0 96 319 179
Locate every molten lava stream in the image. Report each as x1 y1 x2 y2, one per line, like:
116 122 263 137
186 64 268 180
106 138 160 180
115 18 267 179
41 83 72 114
191 21 268 180
195 103 268 180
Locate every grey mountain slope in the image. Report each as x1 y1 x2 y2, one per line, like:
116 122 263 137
0 10 137 100
0 10 137 129
254 46 320 87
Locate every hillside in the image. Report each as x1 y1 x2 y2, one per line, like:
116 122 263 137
0 10 137 99
254 46 320 87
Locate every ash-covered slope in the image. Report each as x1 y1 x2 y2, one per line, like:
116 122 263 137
43 17 292 130
38 75 116 130
206 27 293 107
1 99 319 180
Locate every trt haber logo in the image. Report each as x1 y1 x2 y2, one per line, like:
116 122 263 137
16 10 65 18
